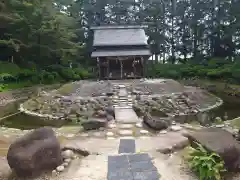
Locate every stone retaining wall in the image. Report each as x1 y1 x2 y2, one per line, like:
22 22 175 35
0 84 61 107
0 84 62 118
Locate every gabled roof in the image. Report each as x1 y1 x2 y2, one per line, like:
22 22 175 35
92 25 148 47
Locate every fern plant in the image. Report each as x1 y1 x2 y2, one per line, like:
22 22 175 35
187 143 226 180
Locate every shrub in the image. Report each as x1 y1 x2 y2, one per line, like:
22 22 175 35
73 68 93 79
59 68 79 81
0 83 6 92
147 58 240 83
16 69 36 81
187 143 226 180
39 71 56 84
0 73 16 82
0 62 21 75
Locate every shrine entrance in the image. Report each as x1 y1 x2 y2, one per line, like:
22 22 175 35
98 56 144 80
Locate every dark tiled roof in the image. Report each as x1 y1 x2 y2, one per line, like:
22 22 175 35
91 49 151 57
93 27 148 46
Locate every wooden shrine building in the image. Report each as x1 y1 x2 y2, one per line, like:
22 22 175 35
91 25 151 80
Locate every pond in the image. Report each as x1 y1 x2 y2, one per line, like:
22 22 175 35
0 92 240 130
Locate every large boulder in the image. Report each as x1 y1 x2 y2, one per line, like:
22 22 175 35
133 104 145 117
186 128 240 171
143 113 171 130
7 127 63 177
82 118 107 130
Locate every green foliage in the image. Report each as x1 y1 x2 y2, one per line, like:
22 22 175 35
0 73 16 82
149 58 240 83
0 84 6 92
0 62 94 87
0 62 21 75
188 143 226 180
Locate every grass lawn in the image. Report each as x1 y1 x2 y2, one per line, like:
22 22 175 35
0 81 35 92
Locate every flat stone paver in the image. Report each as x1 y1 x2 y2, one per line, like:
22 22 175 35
118 139 136 154
136 123 143 128
119 124 134 129
115 108 139 123
107 154 160 180
140 130 149 135
118 129 133 136
106 132 114 137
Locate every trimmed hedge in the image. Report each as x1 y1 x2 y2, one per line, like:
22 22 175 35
0 63 94 84
147 58 240 84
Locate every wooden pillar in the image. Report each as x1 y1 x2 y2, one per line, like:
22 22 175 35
97 57 100 80
120 58 123 79
107 58 109 80
141 56 145 77
133 56 135 79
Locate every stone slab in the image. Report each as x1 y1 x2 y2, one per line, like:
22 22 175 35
115 108 139 123
108 155 129 169
108 168 133 180
118 139 136 154
130 160 157 172
118 130 133 136
132 171 160 180
128 153 152 162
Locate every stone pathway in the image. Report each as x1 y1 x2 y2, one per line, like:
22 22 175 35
42 131 194 180
113 84 139 123
79 121 152 139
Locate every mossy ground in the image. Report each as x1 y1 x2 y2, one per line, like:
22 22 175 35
57 83 74 95
227 117 240 128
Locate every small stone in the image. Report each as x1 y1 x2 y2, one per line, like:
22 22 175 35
139 136 150 139
80 133 89 137
106 132 114 136
170 125 182 131
61 150 74 159
107 137 115 140
216 124 224 128
62 162 69 167
140 130 149 134
119 124 133 129
118 130 133 136
52 170 57 174
66 134 75 138
215 117 222 122
108 123 116 129
64 158 71 163
159 130 167 134
56 165 65 172
172 121 176 125
93 132 102 137
224 121 230 125
99 127 105 131
136 122 143 128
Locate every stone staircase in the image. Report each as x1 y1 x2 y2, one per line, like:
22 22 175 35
112 84 140 125
112 84 133 108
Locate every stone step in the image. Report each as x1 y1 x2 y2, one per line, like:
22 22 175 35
115 108 139 123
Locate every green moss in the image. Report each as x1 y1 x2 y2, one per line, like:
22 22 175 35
228 117 240 128
189 121 201 126
57 83 74 95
